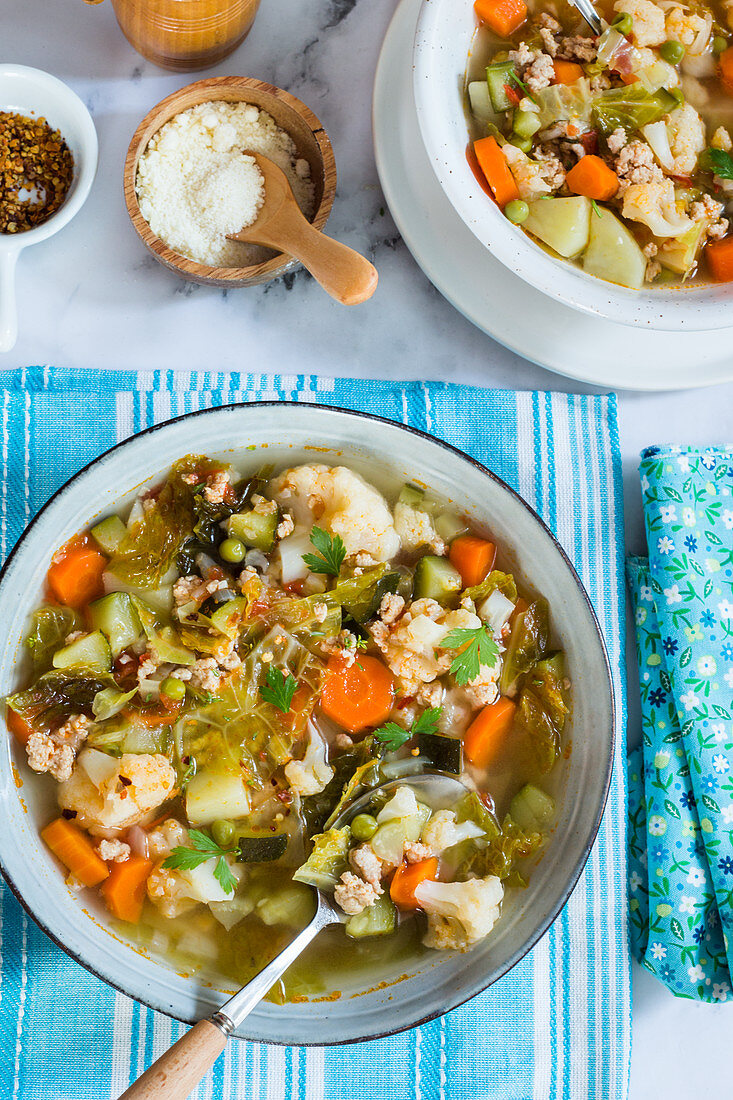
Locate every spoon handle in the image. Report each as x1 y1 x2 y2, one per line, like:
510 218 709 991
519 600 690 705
117 908 332 1100
274 213 378 305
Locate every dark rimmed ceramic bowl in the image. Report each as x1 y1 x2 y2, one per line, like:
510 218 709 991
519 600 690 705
0 403 614 1044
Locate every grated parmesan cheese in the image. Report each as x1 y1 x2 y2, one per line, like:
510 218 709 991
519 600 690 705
135 100 315 268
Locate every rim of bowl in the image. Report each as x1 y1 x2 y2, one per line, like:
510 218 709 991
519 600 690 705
122 77 336 286
0 63 98 253
412 0 733 332
0 402 615 1043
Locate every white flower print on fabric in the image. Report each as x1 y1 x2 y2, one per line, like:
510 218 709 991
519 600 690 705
651 942 667 960
722 510 733 530
682 508 696 527
713 754 730 775
664 584 682 605
680 690 700 712
697 656 717 678
688 964 705 982
657 536 674 555
722 805 733 826
712 982 729 1001
640 584 653 602
719 600 733 620
687 867 706 888
659 505 677 524
648 815 667 836
680 895 697 915
630 871 643 892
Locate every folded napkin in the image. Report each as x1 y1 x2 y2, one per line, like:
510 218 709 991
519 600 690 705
0 368 630 1100
628 446 733 1003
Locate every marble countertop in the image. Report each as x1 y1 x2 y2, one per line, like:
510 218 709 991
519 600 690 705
4 0 733 1094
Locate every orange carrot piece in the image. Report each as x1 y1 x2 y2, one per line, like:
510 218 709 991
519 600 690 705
706 236 733 281
720 47 733 92
47 541 108 607
101 855 154 923
390 858 439 909
6 707 34 745
463 697 517 768
473 137 520 209
41 817 110 887
320 654 395 735
566 155 619 201
552 59 585 84
474 0 527 38
449 535 497 588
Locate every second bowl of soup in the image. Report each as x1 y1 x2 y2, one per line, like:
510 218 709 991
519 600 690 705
414 0 733 328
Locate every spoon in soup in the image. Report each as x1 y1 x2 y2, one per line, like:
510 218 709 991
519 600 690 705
568 0 603 35
118 773 468 1100
227 152 378 306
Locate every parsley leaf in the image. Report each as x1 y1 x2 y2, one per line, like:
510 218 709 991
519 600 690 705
163 828 237 894
374 706 443 752
302 526 346 576
440 625 500 686
259 665 297 714
700 146 733 180
591 198 603 218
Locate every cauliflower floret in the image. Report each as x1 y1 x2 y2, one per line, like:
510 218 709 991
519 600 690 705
502 144 553 200
613 0 666 46
622 176 693 237
393 502 446 556
147 864 200 918
420 810 486 856
349 844 385 891
58 751 177 837
712 126 733 152
370 600 480 694
415 876 504 951
665 6 711 53
270 464 400 562
334 871 380 916
147 817 188 858
284 721 334 796
665 103 706 176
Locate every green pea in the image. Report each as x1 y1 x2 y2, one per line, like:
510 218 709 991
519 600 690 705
659 39 685 65
504 199 530 224
510 135 533 153
513 109 541 139
211 819 236 848
219 537 246 563
350 813 379 841
160 676 186 701
713 35 728 56
611 12 633 35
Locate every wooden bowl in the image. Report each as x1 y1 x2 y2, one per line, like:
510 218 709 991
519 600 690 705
123 76 336 287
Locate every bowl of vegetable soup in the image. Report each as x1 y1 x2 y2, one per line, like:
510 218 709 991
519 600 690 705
0 403 614 1043
414 0 733 329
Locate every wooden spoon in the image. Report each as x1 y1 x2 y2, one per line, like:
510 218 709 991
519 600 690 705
228 152 378 305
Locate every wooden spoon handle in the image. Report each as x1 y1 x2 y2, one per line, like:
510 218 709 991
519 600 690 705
277 217 378 305
117 1019 227 1100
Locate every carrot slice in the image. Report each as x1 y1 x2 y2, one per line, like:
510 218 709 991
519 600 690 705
7 707 34 745
101 855 154 923
41 817 110 887
463 697 517 768
449 535 497 588
473 137 520 209
706 236 733 281
565 155 619 201
47 540 108 607
320 654 395 734
552 59 585 84
474 0 527 38
390 857 439 909
720 46 733 92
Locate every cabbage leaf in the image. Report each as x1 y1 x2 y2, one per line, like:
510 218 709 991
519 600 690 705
592 86 677 136
24 605 82 670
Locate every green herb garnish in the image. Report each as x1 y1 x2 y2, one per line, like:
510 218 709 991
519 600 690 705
509 70 539 105
302 526 346 576
373 706 443 752
700 146 733 180
164 829 238 894
259 664 297 714
591 198 603 218
441 625 500 686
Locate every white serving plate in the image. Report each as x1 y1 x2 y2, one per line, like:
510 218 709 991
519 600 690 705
373 0 733 388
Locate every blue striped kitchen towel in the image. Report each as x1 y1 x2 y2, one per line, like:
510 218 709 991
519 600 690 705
0 368 629 1100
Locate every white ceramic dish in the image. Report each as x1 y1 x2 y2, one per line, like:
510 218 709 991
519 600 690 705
0 403 613 1044
413 0 733 332
375 0 733 390
0 64 98 353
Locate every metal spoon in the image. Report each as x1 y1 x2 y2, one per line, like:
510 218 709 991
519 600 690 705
568 0 603 36
118 773 468 1100
227 151 378 306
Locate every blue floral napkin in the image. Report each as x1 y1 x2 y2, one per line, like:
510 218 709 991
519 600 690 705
0 369 630 1099
628 446 733 1003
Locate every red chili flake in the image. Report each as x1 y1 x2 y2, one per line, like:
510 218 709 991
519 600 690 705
119 775 132 787
581 132 598 156
276 789 293 804
61 808 77 819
